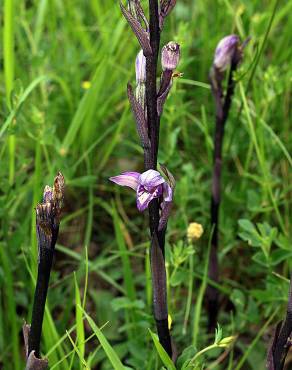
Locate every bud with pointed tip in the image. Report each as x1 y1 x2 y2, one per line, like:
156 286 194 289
135 49 146 84
135 50 146 109
43 186 53 203
161 41 180 71
159 0 177 30
213 35 239 72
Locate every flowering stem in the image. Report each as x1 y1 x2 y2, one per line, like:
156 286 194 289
272 275 292 370
145 0 161 245
145 0 172 357
26 173 64 362
28 245 56 358
207 60 238 332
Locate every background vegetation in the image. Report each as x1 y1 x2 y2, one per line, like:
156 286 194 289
0 0 291 368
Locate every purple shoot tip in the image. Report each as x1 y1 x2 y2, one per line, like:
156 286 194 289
213 34 240 72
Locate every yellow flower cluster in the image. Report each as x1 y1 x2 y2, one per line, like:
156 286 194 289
187 222 204 242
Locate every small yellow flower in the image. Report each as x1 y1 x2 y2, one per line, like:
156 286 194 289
187 222 204 242
82 81 91 90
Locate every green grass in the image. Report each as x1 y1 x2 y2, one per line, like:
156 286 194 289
0 0 291 369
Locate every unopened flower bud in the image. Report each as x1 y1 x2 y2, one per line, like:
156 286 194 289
135 50 146 84
43 185 53 203
217 335 236 348
135 83 146 110
213 35 239 72
187 222 204 242
161 41 180 71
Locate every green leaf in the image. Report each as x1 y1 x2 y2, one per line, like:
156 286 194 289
214 324 223 344
252 251 269 267
238 219 255 233
78 305 126 370
74 273 85 364
238 219 262 247
169 269 186 287
230 289 246 312
270 249 292 266
111 297 145 312
176 345 197 370
148 329 176 370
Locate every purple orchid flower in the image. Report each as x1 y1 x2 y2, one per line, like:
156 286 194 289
109 169 172 212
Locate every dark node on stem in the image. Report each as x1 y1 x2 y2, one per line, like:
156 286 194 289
26 172 65 362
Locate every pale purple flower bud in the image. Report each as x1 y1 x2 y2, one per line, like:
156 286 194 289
161 41 180 71
135 50 146 84
213 35 239 72
135 50 146 109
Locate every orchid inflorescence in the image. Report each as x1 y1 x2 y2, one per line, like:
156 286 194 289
110 0 180 357
24 172 65 369
206 34 249 331
110 168 174 230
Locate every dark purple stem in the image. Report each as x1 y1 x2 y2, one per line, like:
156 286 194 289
28 249 54 358
273 276 292 370
145 0 172 357
28 221 59 358
207 60 238 332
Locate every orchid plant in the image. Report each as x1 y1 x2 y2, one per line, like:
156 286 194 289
110 0 180 357
207 35 249 331
23 173 65 369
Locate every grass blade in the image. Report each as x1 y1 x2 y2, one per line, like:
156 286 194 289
74 273 85 367
148 329 176 370
78 306 126 370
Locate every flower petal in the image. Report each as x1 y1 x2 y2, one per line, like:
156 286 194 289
163 182 173 202
139 169 165 190
136 186 154 212
109 172 140 190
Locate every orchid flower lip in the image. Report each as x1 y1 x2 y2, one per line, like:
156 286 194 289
139 169 165 190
